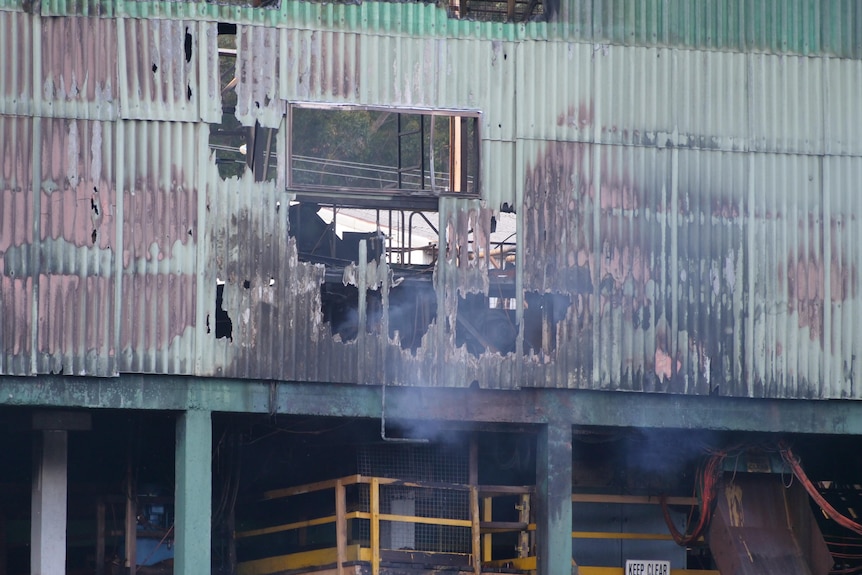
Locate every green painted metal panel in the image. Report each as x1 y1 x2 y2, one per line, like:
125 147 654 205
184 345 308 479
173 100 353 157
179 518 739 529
40 0 113 18
7 0 857 59
7 376 862 436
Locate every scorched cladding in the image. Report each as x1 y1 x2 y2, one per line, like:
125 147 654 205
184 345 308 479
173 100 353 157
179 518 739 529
0 0 860 399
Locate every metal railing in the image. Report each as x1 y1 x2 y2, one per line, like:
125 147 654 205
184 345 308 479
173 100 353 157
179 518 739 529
235 475 718 575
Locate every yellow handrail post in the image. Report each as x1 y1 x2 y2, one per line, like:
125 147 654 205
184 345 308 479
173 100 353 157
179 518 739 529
482 496 492 563
517 493 531 558
371 477 380 575
335 479 346 575
471 486 481 575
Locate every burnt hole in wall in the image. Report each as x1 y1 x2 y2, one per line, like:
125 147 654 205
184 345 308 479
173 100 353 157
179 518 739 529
522 291 571 355
389 283 436 352
209 25 246 180
456 294 518 357
206 314 211 334
320 284 362 342
215 283 233 340
188 85 193 101
319 282 436 350
184 28 193 63
288 203 386 264
243 280 251 289
91 190 100 215
91 229 97 244
152 63 158 74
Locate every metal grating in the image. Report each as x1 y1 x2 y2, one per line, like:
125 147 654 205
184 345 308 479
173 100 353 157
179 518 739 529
356 444 470 554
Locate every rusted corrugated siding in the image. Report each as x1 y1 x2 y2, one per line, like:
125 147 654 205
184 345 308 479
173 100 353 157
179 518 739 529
40 16 118 120
0 11 33 117
0 116 35 375
117 121 199 374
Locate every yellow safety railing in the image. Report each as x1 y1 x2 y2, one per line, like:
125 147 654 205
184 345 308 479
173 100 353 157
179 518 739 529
236 476 718 575
237 474 484 575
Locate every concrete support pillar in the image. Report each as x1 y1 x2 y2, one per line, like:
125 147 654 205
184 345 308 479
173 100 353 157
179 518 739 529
536 422 573 575
31 430 68 575
175 409 212 575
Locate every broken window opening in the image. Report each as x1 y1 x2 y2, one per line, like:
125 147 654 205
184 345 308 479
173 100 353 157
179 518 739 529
289 106 479 199
389 283 436 351
451 0 548 22
320 283 436 352
209 27 243 179
289 203 438 268
208 25 279 182
456 294 518 357
522 291 570 356
320 284 384 342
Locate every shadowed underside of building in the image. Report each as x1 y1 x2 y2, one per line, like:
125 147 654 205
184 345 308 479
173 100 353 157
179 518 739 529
1 0 862 574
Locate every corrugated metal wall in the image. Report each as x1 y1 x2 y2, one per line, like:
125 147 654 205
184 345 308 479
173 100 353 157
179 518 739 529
0 4 860 398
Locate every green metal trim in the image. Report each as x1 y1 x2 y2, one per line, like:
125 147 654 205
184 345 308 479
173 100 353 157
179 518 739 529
2 375 862 435
96 0 861 58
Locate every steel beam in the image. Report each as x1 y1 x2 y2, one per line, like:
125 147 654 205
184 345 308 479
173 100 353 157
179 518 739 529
2 376 862 435
535 422 573 575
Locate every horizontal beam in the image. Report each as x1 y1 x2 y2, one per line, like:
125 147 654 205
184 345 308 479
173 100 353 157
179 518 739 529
1 375 861 435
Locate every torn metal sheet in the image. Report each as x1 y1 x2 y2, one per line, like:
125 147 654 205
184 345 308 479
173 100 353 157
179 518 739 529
235 24 282 128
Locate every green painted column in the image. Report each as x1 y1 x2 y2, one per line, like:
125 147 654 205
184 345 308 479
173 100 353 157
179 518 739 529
536 421 573 575
175 409 212 575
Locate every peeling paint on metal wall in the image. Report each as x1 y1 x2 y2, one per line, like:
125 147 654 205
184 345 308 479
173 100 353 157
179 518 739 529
0 11 33 116
518 137 862 397
118 121 199 374
118 19 216 122
236 25 282 128
40 17 118 120
0 116 35 375
37 118 117 375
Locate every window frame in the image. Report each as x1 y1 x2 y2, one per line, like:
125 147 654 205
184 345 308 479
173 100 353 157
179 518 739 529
286 102 482 210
